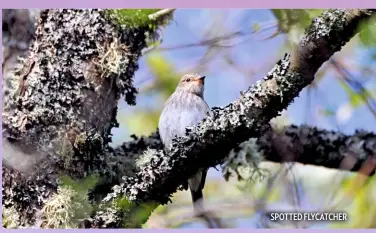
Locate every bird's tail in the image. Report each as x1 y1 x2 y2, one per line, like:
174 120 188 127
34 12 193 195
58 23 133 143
190 187 204 214
189 171 221 228
188 170 207 214
189 181 219 228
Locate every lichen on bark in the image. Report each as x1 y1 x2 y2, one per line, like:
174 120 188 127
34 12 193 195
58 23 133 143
3 9 144 153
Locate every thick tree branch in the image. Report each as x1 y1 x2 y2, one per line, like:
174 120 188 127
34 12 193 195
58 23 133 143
104 125 376 191
86 125 376 227
252 125 375 173
291 9 375 79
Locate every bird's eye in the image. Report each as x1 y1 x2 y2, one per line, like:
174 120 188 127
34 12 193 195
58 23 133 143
186 78 191 82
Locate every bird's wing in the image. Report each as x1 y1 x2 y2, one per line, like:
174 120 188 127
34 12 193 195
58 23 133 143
201 99 213 118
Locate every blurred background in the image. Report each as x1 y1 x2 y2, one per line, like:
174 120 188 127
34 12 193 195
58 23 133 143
2 9 376 228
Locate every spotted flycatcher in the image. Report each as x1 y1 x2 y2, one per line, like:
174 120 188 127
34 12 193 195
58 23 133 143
158 73 211 214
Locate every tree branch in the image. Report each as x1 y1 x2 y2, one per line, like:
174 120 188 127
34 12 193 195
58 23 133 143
105 124 376 196
85 125 376 228
259 125 375 172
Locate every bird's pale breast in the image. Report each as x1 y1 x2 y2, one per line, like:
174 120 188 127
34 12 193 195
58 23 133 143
158 92 210 149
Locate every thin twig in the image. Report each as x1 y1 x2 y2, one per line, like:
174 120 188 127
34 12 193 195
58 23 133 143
148 9 176 21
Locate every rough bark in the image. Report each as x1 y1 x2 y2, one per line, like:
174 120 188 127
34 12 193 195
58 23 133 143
227 125 376 180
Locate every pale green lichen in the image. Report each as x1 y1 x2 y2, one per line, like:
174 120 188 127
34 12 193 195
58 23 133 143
2 205 21 228
92 37 133 80
37 175 99 228
39 186 78 228
135 148 160 169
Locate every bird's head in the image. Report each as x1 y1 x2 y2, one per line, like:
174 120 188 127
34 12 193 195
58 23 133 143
176 73 206 97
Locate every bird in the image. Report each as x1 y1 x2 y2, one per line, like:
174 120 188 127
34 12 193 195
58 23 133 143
158 73 211 214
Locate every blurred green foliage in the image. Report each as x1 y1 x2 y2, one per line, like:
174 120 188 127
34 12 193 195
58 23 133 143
146 53 180 99
272 9 325 55
118 53 180 136
113 197 158 228
338 79 369 108
330 174 376 228
358 15 376 47
271 9 323 33
121 110 160 136
106 9 161 30
319 108 336 117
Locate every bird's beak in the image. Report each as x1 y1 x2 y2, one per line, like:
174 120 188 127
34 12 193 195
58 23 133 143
195 76 206 84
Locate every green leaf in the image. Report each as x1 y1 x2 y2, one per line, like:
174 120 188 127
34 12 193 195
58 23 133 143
349 93 364 108
331 175 376 228
113 197 159 228
60 174 100 194
115 197 132 210
58 175 101 224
